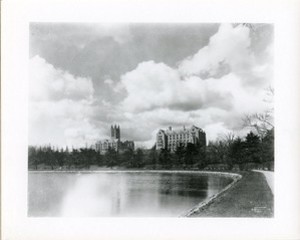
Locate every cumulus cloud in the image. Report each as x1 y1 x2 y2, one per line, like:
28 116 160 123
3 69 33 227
30 55 94 101
115 23 273 146
63 119 104 147
29 23 273 148
178 24 253 80
104 78 114 86
29 55 101 147
119 61 233 112
178 24 273 88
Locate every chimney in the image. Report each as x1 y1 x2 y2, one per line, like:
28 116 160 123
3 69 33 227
168 126 172 131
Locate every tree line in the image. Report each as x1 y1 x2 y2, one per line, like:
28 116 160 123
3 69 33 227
28 143 204 170
28 128 273 171
205 128 274 170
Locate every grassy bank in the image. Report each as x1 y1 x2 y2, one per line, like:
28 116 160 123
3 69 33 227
190 171 273 217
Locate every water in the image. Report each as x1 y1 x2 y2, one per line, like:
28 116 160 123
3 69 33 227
28 171 233 217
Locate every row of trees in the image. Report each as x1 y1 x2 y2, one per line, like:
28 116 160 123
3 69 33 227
148 143 206 169
205 128 274 169
28 146 142 170
28 143 205 170
28 128 273 171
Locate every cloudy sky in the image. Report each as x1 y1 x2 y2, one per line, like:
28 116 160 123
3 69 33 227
29 23 273 148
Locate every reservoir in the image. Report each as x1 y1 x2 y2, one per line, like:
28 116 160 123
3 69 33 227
28 171 233 217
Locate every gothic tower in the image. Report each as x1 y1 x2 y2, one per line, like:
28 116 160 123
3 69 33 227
111 125 121 140
116 125 120 140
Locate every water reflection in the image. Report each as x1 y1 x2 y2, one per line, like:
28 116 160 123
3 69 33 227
158 173 209 197
28 172 232 217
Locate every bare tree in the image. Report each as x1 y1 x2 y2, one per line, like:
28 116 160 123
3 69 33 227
220 132 236 146
243 113 273 137
243 86 274 137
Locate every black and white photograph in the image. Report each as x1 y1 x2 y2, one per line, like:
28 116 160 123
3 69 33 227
28 23 274 218
2 1 300 239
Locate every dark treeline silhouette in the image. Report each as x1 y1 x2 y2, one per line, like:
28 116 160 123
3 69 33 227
28 129 274 171
205 128 274 170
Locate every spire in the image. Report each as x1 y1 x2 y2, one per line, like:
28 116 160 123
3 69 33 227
111 125 114 138
116 124 120 140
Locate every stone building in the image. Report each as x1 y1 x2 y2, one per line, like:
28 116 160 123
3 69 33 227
156 125 206 152
95 125 134 154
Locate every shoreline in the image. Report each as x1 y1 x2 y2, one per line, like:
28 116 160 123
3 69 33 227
28 169 242 177
181 172 242 217
190 171 274 217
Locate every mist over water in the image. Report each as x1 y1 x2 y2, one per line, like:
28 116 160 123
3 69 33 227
28 172 232 217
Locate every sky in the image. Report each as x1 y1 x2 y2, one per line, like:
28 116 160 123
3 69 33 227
29 23 273 148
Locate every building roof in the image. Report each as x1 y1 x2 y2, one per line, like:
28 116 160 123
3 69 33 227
165 125 203 134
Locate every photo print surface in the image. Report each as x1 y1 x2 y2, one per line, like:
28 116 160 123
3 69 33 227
28 23 274 217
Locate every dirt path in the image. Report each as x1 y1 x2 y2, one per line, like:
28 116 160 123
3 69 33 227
252 170 274 194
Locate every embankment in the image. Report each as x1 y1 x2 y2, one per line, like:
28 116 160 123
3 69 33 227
189 171 273 217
